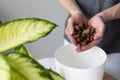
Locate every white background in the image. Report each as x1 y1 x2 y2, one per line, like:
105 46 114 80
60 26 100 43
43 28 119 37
0 0 67 58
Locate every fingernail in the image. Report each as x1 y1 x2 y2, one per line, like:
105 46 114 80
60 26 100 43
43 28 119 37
76 48 81 53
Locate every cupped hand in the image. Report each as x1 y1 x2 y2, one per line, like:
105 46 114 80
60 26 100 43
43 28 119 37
65 12 87 51
76 15 105 52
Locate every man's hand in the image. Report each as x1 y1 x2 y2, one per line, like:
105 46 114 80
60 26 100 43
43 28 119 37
65 11 87 51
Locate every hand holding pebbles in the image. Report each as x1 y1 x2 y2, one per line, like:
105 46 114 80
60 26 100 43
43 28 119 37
72 23 95 46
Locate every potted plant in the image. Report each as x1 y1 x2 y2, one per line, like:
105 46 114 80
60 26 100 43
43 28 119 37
0 18 64 80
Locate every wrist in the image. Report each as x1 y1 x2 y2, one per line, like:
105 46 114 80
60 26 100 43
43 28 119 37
97 3 120 21
71 10 84 16
96 13 108 22
71 10 87 24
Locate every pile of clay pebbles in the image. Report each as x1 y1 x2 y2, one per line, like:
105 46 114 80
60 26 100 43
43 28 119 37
72 23 95 46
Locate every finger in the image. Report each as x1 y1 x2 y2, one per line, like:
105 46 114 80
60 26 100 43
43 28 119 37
67 18 74 34
94 31 103 40
90 24 104 40
76 44 82 52
67 33 77 45
81 39 100 51
65 27 77 45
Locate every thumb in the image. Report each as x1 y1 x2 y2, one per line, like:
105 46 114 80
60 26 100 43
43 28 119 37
67 18 75 35
94 32 103 40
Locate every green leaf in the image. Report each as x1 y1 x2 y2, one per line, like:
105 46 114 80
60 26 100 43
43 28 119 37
6 53 53 80
14 45 32 57
48 69 65 80
0 18 57 52
0 20 3 27
11 70 27 80
0 53 11 80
